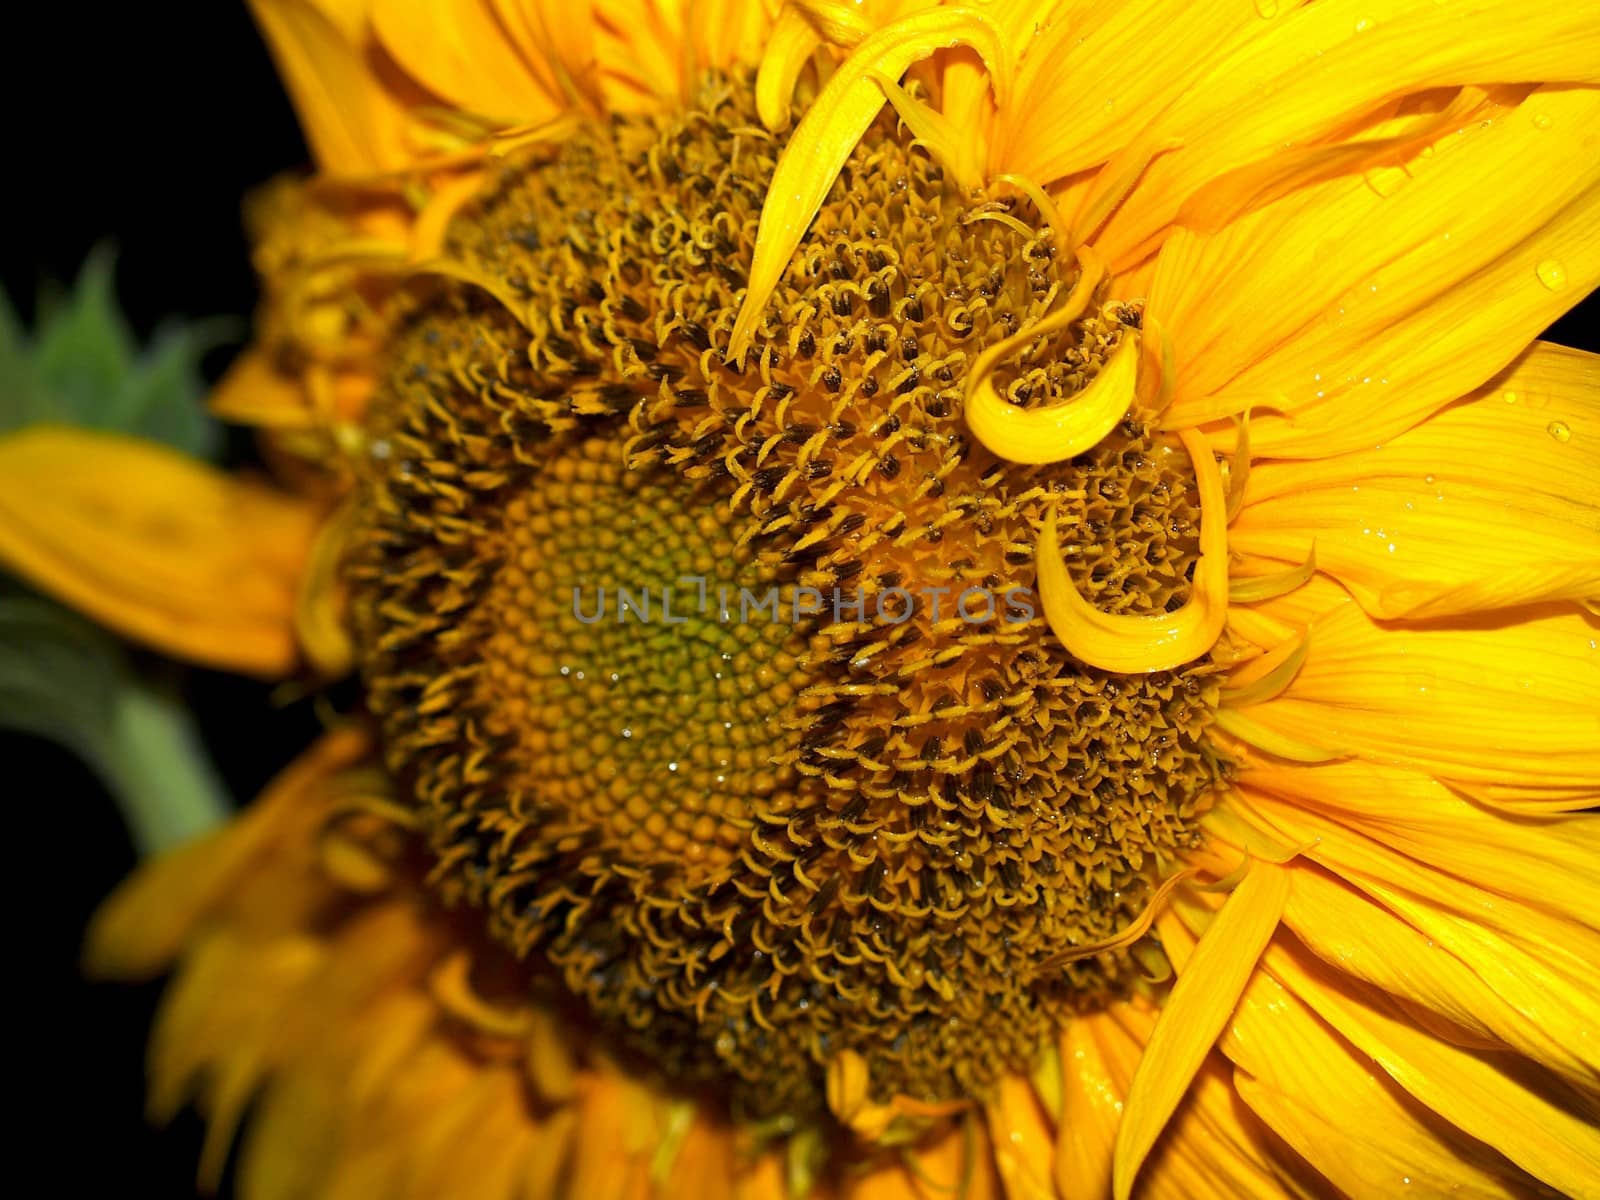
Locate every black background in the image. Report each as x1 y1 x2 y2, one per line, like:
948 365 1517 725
2 7 1595 1196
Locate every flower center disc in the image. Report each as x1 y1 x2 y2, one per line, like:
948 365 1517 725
350 76 1223 1121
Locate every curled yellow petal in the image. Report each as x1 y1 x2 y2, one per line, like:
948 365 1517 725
756 6 824 130
1035 867 1204 974
876 73 976 188
967 330 1139 466
1221 627 1311 708
1228 543 1317 604
1211 707 1346 764
728 7 1009 360
1224 409 1252 520
1111 863 1289 1200
0 426 318 677
429 951 536 1039
293 500 357 677
1037 427 1228 672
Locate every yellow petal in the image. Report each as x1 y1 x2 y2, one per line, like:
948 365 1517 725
1230 787 1600 986
1095 0 1600 263
1235 757 1600 925
996 0 1261 187
1231 342 1600 618
1220 625 1311 708
1272 856 1600 1097
1138 1057 1308 1200
1219 786 1600 1091
1230 1067 1531 1199
1226 544 1316 606
1162 909 1544 1197
0 426 319 677
1065 999 1311 1200
294 499 357 677
247 0 416 175
876 73 980 188
370 0 570 122
1239 597 1599 799
967 330 1140 465
934 0 1047 180
1152 84 1600 454
488 0 606 112
728 7 1009 360
1261 938 1600 1197
1112 862 1289 1200
755 5 824 130
1038 428 1229 672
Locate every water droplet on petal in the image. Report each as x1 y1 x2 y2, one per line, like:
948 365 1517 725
1536 259 1568 291
1547 420 1572 443
1254 0 1280 16
1532 111 1552 130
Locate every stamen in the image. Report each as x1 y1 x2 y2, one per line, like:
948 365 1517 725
992 172 1068 256
349 73 1229 1123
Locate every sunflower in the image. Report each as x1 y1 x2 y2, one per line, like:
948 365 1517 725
5 0 1598 1195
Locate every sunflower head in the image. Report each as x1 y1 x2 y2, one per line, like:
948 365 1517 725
346 75 1228 1123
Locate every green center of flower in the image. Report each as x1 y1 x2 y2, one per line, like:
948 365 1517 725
348 75 1225 1123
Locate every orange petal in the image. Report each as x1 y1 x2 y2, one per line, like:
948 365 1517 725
0 426 320 676
1054 1007 1140 1200
84 726 370 979
209 348 316 430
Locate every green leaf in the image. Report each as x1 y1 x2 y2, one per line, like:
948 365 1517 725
0 587 230 854
0 244 228 458
109 318 233 459
29 245 140 428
